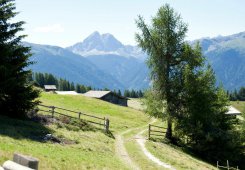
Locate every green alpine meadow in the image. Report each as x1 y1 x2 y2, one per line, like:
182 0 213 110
0 0 244 169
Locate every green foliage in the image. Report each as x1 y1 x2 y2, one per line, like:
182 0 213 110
183 42 244 165
34 72 58 87
123 89 144 98
0 0 39 118
137 3 244 166
32 72 90 93
143 89 166 119
229 87 245 101
136 3 188 139
175 45 244 165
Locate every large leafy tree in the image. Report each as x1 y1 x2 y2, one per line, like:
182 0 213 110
0 0 39 118
136 4 187 140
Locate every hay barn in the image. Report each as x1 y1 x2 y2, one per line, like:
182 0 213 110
83 90 128 106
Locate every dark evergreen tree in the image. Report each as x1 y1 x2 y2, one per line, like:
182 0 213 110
178 56 243 164
131 89 136 98
238 87 245 101
113 89 117 94
138 90 144 98
75 84 81 93
70 82 75 91
0 0 39 118
79 85 85 93
117 90 122 96
66 81 70 91
86 86 92 91
124 90 129 97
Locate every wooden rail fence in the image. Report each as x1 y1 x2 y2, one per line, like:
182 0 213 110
148 124 166 139
37 104 110 133
217 160 239 170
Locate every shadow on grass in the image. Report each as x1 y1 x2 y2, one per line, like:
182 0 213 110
105 130 115 139
0 115 53 142
0 114 116 143
149 137 217 167
55 115 115 138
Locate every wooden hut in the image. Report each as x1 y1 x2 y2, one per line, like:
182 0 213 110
83 90 128 106
226 106 241 116
44 85 57 92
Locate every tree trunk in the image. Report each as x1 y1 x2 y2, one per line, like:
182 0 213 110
165 117 172 140
165 59 173 140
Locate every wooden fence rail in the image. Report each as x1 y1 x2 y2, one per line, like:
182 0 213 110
37 104 110 133
217 160 239 170
148 124 167 140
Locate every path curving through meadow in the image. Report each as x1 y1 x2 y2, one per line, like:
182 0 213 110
135 129 176 170
115 118 175 169
115 129 140 170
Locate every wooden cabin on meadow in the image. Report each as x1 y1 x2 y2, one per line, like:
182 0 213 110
83 90 128 106
226 106 241 116
44 85 57 92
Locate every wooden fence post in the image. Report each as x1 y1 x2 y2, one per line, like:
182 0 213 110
148 124 151 140
104 118 109 133
227 160 229 170
78 112 81 119
51 106 55 118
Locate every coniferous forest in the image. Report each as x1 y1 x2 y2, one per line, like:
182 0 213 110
30 72 144 98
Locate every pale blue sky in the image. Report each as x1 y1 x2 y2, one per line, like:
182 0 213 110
15 0 245 47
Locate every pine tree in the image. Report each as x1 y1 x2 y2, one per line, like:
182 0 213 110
124 90 129 97
0 0 39 118
131 90 136 98
136 4 187 140
117 90 122 96
238 87 245 101
179 61 243 163
80 85 87 93
70 82 75 91
138 90 143 98
75 84 81 93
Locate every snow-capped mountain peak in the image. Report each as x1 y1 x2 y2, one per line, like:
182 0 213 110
66 31 147 60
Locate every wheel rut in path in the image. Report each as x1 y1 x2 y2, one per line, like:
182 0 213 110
135 129 176 170
115 119 175 170
115 128 140 170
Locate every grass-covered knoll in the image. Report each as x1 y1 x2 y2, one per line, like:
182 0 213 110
0 92 219 169
40 93 150 133
231 101 245 112
145 141 216 170
0 115 128 170
121 119 217 170
127 98 145 111
0 92 150 169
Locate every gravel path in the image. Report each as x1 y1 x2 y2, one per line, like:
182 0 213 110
115 130 140 170
135 129 176 170
115 119 175 170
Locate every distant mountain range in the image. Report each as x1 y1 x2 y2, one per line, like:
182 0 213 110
26 42 125 90
27 31 245 91
195 32 245 90
67 31 147 61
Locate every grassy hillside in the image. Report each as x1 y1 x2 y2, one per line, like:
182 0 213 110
0 116 126 169
127 98 145 111
40 93 149 132
0 93 217 169
231 101 245 112
0 93 150 169
122 119 216 170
